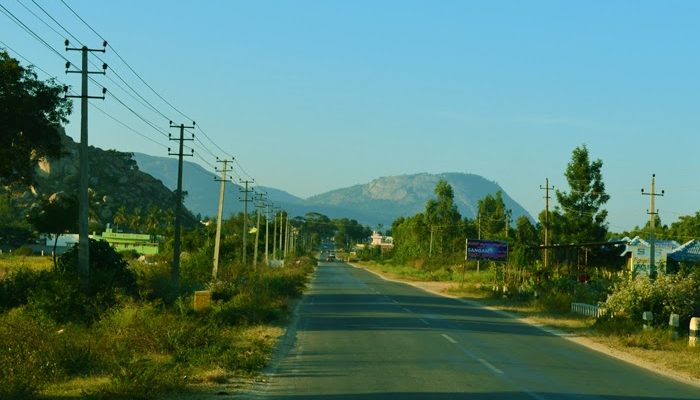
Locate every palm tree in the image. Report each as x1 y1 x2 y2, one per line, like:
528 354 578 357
145 206 161 235
113 206 127 231
129 207 142 232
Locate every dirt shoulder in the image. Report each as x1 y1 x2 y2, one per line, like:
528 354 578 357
351 262 700 389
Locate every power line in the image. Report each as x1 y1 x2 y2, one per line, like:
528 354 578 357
0 3 72 64
29 0 82 45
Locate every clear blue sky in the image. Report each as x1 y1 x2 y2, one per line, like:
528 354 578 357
2 0 700 232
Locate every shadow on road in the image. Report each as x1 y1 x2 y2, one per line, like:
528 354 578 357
300 292 552 337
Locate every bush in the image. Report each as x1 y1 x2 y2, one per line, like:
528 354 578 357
0 309 61 399
603 272 700 329
92 357 188 400
0 268 50 312
29 239 138 324
12 246 34 256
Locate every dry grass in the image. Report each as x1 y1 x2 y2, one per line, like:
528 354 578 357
0 254 52 279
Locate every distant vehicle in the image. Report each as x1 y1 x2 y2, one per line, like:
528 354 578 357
326 255 335 262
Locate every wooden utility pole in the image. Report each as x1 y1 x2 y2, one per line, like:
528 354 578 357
642 174 664 275
264 202 272 265
540 178 554 269
239 180 254 265
212 158 233 279
168 121 195 287
65 40 107 286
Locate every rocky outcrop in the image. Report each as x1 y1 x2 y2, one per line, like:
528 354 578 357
13 129 196 228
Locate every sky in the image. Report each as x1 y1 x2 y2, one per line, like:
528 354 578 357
2 0 700 232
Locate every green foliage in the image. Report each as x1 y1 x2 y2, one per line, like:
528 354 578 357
552 145 610 245
29 239 137 324
0 51 72 186
0 309 62 399
0 268 50 312
92 358 187 400
11 245 34 256
603 272 700 328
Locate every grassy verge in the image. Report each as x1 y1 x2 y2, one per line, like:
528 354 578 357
0 251 316 399
357 260 700 382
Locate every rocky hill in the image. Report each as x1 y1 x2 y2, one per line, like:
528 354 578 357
132 153 532 228
305 173 532 226
11 129 196 228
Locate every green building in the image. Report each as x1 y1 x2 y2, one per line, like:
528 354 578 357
96 226 160 255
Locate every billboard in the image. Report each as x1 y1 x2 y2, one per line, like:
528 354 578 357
465 239 508 261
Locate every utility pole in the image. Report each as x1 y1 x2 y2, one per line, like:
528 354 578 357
168 121 195 287
477 213 481 273
279 210 285 258
239 179 254 265
429 226 434 258
284 216 290 257
264 202 272 265
253 191 266 269
540 178 554 269
212 158 233 279
272 207 279 261
278 210 284 258
642 174 664 276
65 40 107 286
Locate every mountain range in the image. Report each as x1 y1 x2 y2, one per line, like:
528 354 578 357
132 153 532 228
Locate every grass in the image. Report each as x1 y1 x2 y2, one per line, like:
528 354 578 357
0 253 315 399
0 254 52 279
356 259 700 383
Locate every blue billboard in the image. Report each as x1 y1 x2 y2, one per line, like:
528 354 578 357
465 239 508 261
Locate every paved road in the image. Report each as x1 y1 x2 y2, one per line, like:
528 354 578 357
252 262 700 399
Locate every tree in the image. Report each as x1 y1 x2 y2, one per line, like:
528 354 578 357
145 206 162 235
0 51 72 186
27 192 78 270
425 180 462 256
113 206 127 230
554 145 610 245
129 207 142 231
477 191 508 240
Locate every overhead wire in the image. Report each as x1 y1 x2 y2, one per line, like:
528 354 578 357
8 1 261 187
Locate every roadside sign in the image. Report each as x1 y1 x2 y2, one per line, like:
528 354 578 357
466 239 508 261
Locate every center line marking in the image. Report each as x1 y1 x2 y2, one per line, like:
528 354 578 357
441 334 457 344
419 318 430 325
477 358 504 375
402 307 412 313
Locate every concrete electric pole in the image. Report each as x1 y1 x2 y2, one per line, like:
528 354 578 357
65 40 107 286
642 174 664 276
168 121 195 287
212 158 233 279
239 179 254 265
540 178 554 269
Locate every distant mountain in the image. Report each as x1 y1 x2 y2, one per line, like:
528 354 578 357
133 153 532 228
305 173 532 226
131 153 304 218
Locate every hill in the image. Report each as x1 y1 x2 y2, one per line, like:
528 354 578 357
132 154 532 228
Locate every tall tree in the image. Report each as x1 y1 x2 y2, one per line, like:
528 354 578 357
113 206 128 230
0 51 72 186
554 145 610 244
477 191 508 240
425 180 462 256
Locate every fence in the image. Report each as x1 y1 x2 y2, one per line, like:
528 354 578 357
570 302 606 318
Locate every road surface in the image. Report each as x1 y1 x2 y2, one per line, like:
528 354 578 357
249 261 700 399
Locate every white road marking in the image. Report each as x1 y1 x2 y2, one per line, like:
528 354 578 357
402 307 412 313
477 357 504 374
419 318 430 325
441 333 457 344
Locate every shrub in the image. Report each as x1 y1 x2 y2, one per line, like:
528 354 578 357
29 239 138 324
12 246 34 256
603 272 700 329
0 268 50 312
0 309 61 399
91 357 188 400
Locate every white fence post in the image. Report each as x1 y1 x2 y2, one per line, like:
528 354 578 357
690 317 699 347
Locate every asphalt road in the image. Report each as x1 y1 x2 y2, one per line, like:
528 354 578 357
251 262 700 399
